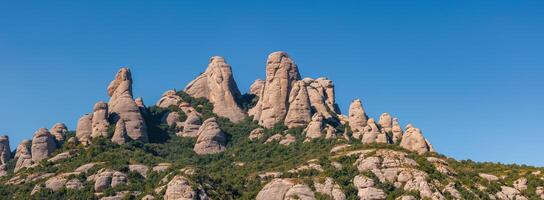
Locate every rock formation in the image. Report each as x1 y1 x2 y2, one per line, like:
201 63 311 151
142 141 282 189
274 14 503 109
249 51 301 128
156 90 182 108
31 128 57 162
185 56 246 123
179 114 202 137
163 175 208 200
305 77 338 120
107 68 148 142
193 118 227 155
135 97 147 111
256 178 316 200
50 123 67 144
314 177 346 200
0 136 10 176
111 119 128 145
349 99 368 137
76 114 93 145
379 113 392 133
361 118 386 144
305 113 324 140
285 80 312 128
249 79 264 97
400 125 433 154
91 101 110 139
14 140 32 172
391 118 403 144
248 128 264 141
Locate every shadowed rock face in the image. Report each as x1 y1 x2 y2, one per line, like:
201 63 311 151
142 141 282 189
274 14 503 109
185 56 246 123
193 118 227 155
107 68 148 142
156 90 182 108
14 140 32 172
31 128 57 162
250 51 302 128
0 135 11 176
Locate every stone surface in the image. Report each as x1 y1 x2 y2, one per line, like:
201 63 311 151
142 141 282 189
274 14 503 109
47 151 73 163
361 118 387 144
249 79 265 97
111 119 129 145
513 177 527 191
0 136 10 176
91 101 110 139
314 177 346 200
349 99 368 138
285 80 312 128
305 113 324 140
129 164 149 178
279 134 296 146
250 51 301 128
256 178 295 200
305 77 338 121
185 56 246 123
163 176 197 200
178 114 202 137
164 111 181 127
31 128 57 162
50 123 68 144
107 68 148 142
76 114 93 145
379 113 392 133
391 118 403 144
156 90 182 108
14 140 33 172
400 125 433 154
284 184 316 200
249 128 265 141
193 118 227 155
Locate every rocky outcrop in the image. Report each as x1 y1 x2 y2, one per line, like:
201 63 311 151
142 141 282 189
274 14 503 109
193 118 227 155
76 114 93 145
31 128 57 162
107 68 148 142
285 80 312 128
89 169 127 192
305 77 338 121
399 125 433 154
50 123 68 144
353 175 386 200
179 114 202 137
513 177 527 191
379 113 392 133
91 101 110 139
156 90 182 108
163 112 181 127
250 51 301 128
185 56 246 123
249 79 264 97
305 113 324 140
14 140 33 172
361 118 388 144
314 177 346 200
391 118 403 144
164 175 208 200
349 99 368 138
256 178 315 200
0 136 10 176
111 119 128 145
135 97 146 111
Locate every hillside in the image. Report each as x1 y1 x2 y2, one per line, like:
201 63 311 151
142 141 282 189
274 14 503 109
0 52 543 200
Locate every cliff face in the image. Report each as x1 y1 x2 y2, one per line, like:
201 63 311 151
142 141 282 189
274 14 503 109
1 52 540 200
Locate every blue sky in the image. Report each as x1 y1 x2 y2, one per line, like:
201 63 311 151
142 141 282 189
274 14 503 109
1 0 543 166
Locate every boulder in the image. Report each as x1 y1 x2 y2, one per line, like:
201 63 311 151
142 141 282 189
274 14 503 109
256 178 295 200
156 90 182 108
107 68 148 142
305 113 324 140
92 169 127 192
163 176 199 200
357 187 386 200
178 114 202 137
14 140 33 172
91 101 110 139
65 179 83 190
111 171 128 188
249 128 265 141
249 51 301 128
285 80 312 128
249 79 265 97
152 163 172 173
348 99 368 137
391 118 403 144
314 177 346 200
76 114 93 145
400 125 433 154
50 123 68 144
47 151 73 163
185 56 246 123
163 111 181 127
284 184 316 200
111 119 128 145
313 77 339 114
31 128 57 162
193 118 227 155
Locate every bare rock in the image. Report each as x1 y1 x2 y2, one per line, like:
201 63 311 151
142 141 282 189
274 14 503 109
354 175 375 188
249 128 265 141
76 114 93 145
357 187 386 200
265 134 283 144
349 99 368 138
75 162 103 173
285 184 316 200
478 173 499 181
111 171 128 188
400 125 433 154
31 128 57 162
496 186 520 200
285 80 312 128
65 179 83 190
256 178 295 200
185 56 246 123
92 169 127 192
279 134 296 146
193 118 227 155
50 123 68 144
391 118 403 144
379 113 392 133
47 151 73 163
305 77 338 121
164 112 181 127
178 114 201 137
361 118 384 144
135 97 147 111
141 195 155 200
153 163 172 173
163 176 197 200
249 51 301 128
305 113 324 140
314 177 346 200
91 101 110 139
324 124 337 139
107 68 148 142
129 164 149 178
513 177 527 191
14 140 33 172
249 79 265 97
111 119 128 145
156 90 182 108
0 136 10 176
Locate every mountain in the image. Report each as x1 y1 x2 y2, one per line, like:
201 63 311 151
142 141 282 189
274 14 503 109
0 51 542 200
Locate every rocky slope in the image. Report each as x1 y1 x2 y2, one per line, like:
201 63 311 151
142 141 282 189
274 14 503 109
0 52 543 200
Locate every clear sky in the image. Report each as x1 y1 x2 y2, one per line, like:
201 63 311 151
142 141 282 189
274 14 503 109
1 1 543 166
